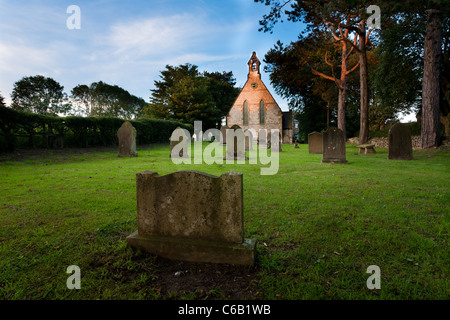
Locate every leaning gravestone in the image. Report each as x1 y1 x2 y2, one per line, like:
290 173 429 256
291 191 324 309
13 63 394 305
126 170 256 265
225 125 247 160
117 121 137 157
388 123 413 160
220 125 229 145
322 128 348 164
169 127 190 158
308 132 323 154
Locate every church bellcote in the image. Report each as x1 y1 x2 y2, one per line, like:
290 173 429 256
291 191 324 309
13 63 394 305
248 51 261 78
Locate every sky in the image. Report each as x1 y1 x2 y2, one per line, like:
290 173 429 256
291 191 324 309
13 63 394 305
0 0 305 112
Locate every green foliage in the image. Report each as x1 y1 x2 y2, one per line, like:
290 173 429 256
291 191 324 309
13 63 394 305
0 92 5 107
71 81 147 118
0 106 192 152
145 64 239 128
11 75 71 115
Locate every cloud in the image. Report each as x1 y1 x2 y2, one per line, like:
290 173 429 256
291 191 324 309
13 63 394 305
108 14 209 58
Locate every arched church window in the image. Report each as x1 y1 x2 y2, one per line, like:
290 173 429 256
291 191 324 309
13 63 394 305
243 101 248 125
260 100 265 124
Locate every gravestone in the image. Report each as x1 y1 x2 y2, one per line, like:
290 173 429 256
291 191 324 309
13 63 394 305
220 125 229 145
169 127 190 158
244 130 253 151
257 129 269 149
322 128 348 164
126 170 256 265
308 132 323 154
271 132 282 152
225 125 247 160
117 121 137 157
388 123 413 160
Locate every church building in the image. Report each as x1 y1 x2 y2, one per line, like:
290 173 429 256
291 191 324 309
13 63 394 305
226 52 294 143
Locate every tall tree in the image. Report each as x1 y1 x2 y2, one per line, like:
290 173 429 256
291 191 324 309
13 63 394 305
377 0 449 147
145 64 239 128
71 81 146 118
421 8 442 148
11 75 71 115
0 92 6 107
256 0 376 141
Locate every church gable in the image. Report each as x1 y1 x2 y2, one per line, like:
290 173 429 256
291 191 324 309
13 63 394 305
227 52 283 133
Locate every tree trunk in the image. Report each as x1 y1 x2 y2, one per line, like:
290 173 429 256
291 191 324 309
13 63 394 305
338 86 347 141
421 8 442 149
359 20 369 144
338 45 348 141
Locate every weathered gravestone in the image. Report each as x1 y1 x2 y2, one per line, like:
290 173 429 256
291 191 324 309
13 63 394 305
244 130 253 151
257 129 269 149
169 127 190 158
271 132 282 152
388 123 413 160
308 132 323 154
117 121 137 157
322 128 348 164
225 125 247 160
220 125 229 145
126 170 256 265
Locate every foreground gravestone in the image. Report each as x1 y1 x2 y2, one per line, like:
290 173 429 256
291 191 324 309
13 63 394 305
126 170 256 265
220 125 229 145
322 128 348 164
225 125 247 160
117 121 137 157
388 123 413 160
308 132 323 154
169 127 190 158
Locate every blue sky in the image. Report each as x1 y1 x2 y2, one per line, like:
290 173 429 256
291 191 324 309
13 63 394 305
0 0 305 111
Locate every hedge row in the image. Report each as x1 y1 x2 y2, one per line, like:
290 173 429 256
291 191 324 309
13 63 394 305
0 106 193 152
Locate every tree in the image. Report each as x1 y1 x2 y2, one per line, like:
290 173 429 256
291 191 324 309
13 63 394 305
11 75 71 115
71 81 147 118
421 8 443 148
145 64 239 128
255 0 376 141
371 12 424 128
264 39 347 141
0 92 5 107
376 0 450 147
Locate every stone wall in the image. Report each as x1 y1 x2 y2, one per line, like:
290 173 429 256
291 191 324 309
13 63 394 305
348 136 421 149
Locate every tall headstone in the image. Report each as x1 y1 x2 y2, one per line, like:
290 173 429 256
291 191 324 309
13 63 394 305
388 123 413 160
271 132 282 152
244 130 253 151
225 125 247 160
169 127 190 158
220 125 229 145
322 128 348 164
308 132 323 154
257 129 268 149
117 121 137 157
126 170 256 265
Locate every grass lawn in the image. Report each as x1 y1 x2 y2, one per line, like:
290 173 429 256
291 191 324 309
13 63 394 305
0 143 449 300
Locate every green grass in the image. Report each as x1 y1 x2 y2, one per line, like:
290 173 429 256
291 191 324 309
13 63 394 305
0 143 449 300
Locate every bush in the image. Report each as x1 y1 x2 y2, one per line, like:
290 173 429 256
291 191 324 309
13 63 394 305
0 106 193 152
